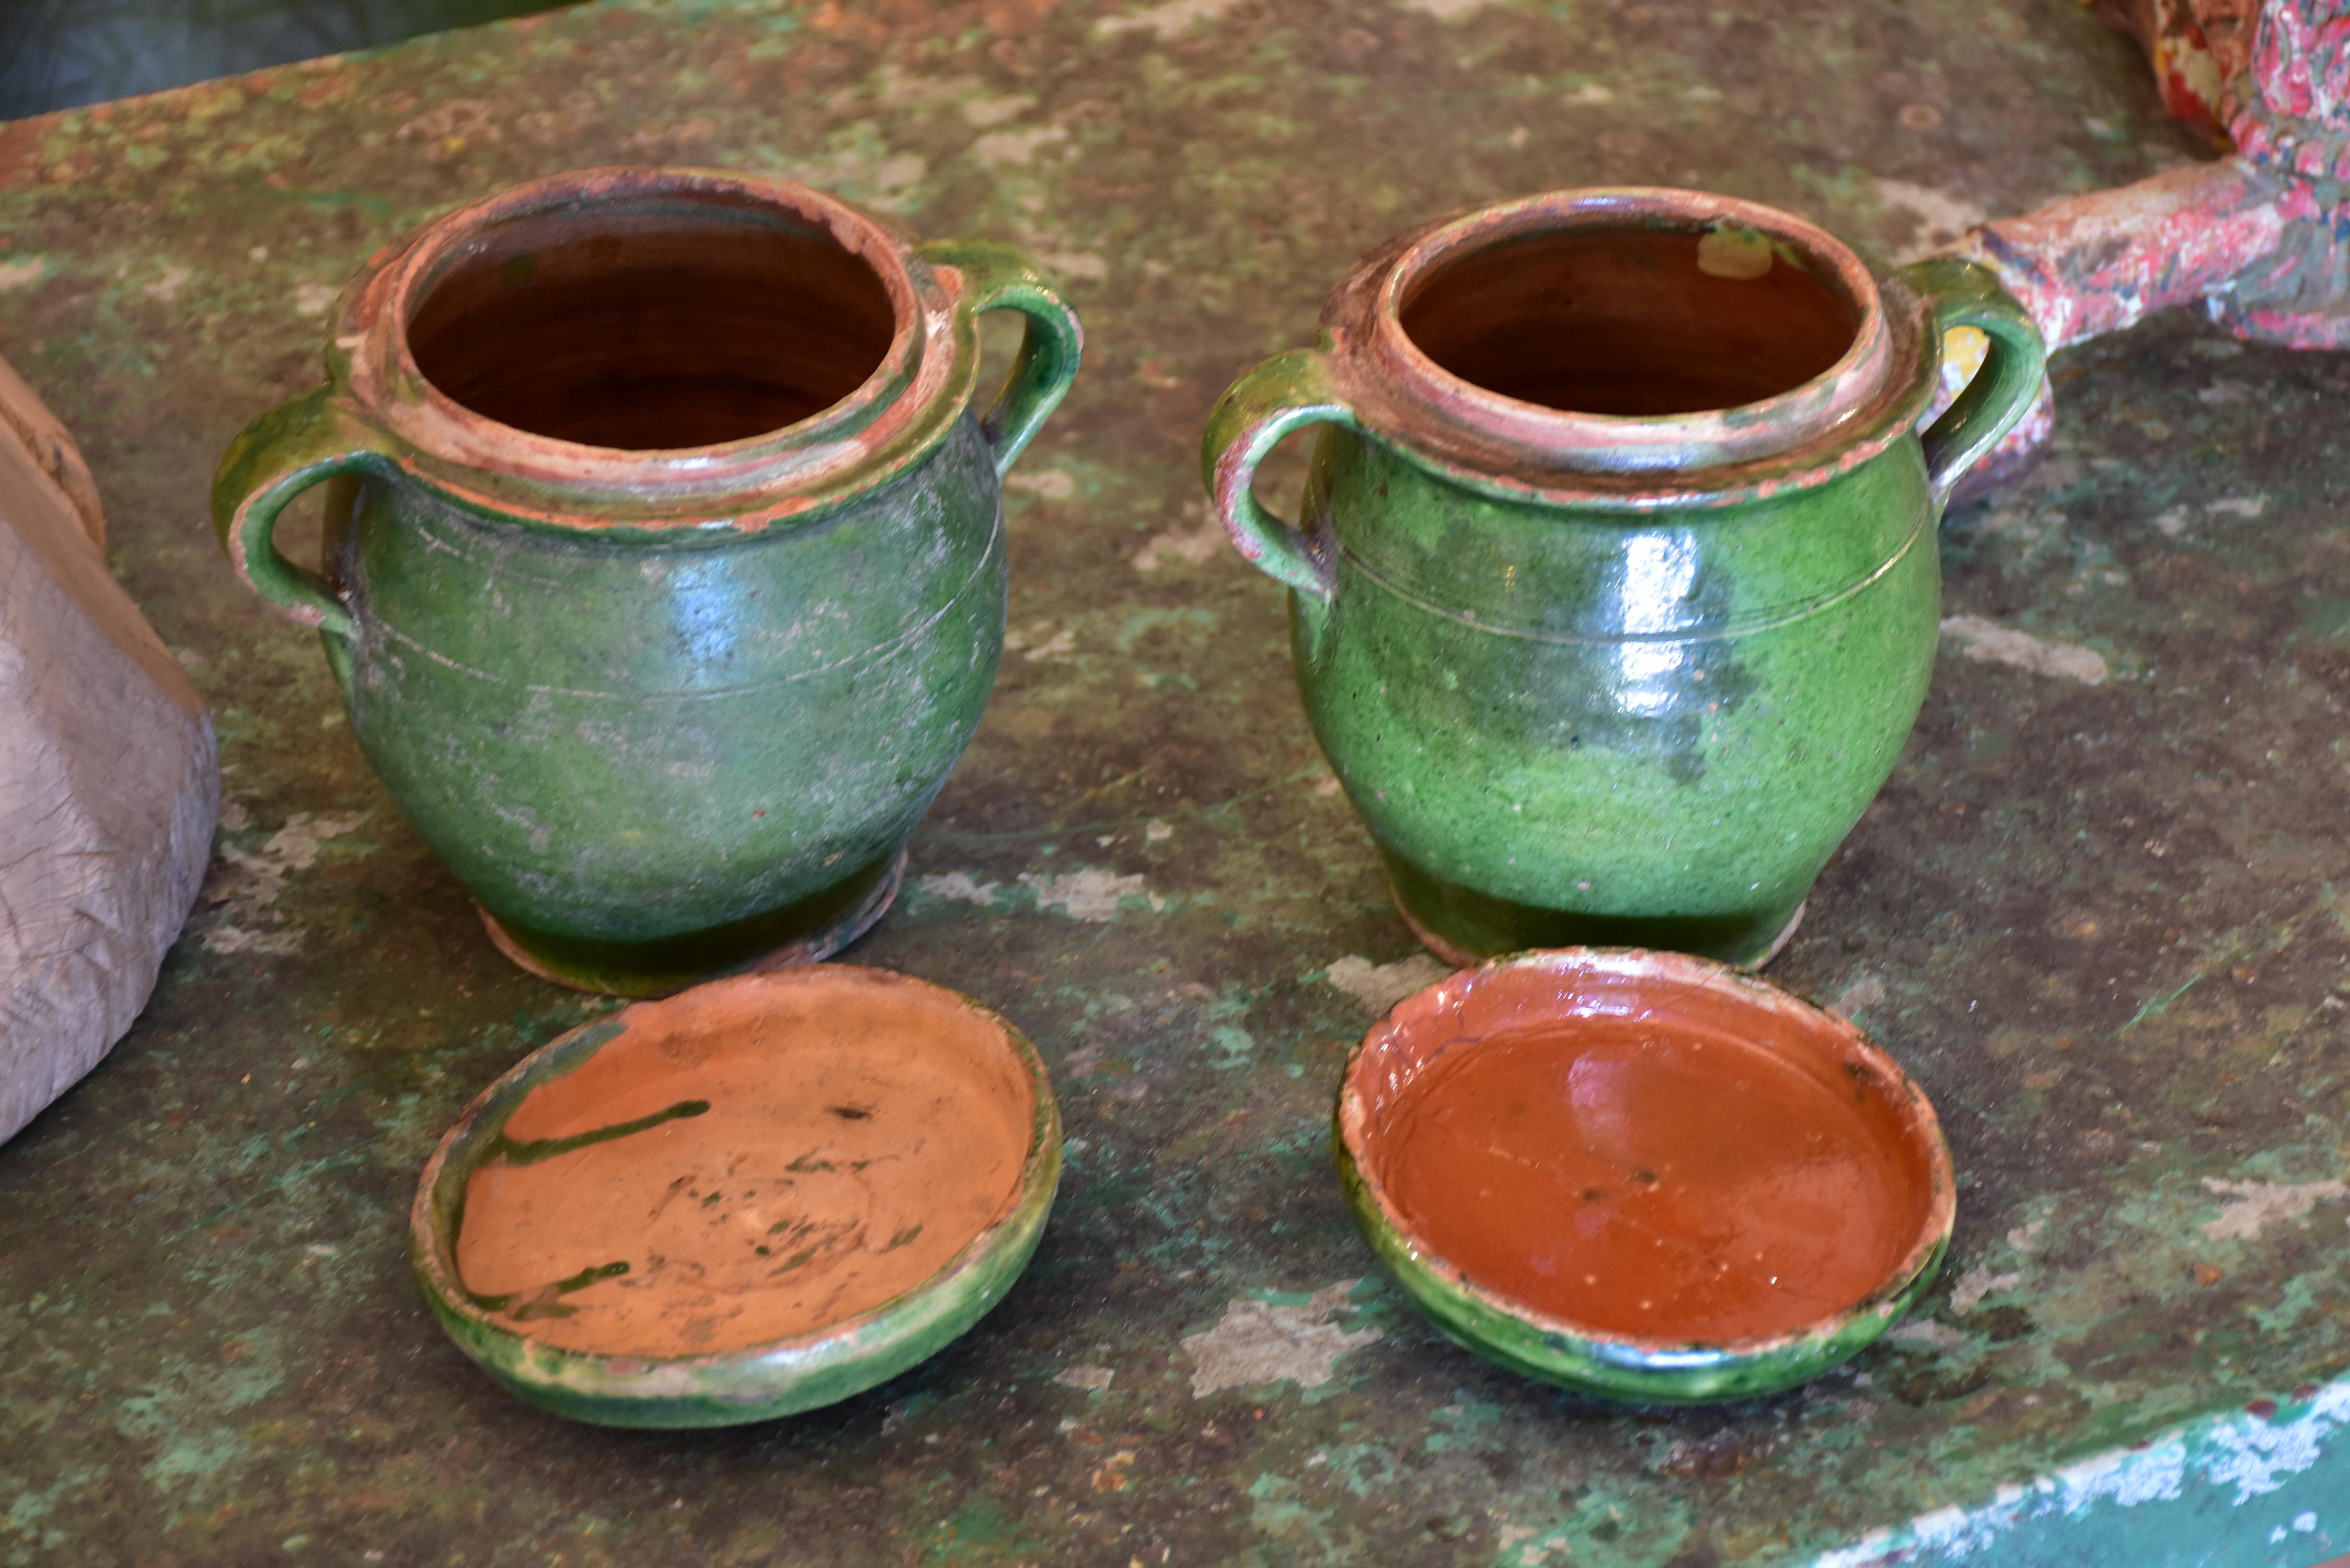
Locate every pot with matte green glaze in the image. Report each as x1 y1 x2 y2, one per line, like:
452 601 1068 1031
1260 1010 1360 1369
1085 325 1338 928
1334 948 1955 1404
1204 189 2042 967
212 168 1081 995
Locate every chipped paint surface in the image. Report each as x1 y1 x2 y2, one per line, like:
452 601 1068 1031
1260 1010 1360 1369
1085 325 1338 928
1810 1381 2350 1565
0 0 2346 1563
2200 1177 2349 1240
1180 1282 1384 1396
1940 614 2113 683
1322 952 1452 1013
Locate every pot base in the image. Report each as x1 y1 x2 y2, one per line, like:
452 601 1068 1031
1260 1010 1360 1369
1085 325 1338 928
477 846 908 998
1387 856 1806 972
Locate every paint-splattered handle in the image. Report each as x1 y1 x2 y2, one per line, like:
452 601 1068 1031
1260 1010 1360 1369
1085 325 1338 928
1900 257 2048 507
210 387 398 643
918 240 1085 480
1201 349 1360 601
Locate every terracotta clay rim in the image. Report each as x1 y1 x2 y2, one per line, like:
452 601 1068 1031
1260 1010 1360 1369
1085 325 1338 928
410 965 1059 1373
334 167 966 519
1335 947 1956 1359
1320 188 1938 507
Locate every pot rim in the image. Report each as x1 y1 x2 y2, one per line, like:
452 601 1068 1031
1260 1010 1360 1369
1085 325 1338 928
409 964 1062 1411
330 167 972 525
1334 946 1957 1367
1320 188 1941 509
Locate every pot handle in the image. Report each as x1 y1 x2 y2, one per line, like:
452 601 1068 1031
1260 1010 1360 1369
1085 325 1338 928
1200 348 1361 600
917 240 1085 479
1900 257 2047 505
211 386 399 643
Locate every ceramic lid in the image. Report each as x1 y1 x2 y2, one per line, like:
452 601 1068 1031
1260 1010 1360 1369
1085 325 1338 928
411 965 1061 1428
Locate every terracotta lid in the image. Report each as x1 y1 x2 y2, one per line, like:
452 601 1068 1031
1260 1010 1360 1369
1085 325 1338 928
1335 948 1954 1404
411 965 1060 1427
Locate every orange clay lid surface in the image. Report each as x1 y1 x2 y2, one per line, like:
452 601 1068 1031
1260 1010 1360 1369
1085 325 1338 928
1347 952 1947 1348
454 973 1036 1359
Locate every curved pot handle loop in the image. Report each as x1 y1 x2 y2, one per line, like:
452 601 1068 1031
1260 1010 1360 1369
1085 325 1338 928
1200 349 1360 601
210 387 399 642
1899 257 2048 506
917 240 1085 480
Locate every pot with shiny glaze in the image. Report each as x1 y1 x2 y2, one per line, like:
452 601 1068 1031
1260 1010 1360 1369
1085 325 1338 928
1203 189 2041 967
213 168 1082 996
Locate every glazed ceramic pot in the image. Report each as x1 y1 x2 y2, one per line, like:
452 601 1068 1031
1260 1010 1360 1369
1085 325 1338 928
212 168 1082 995
412 965 1061 1427
1204 189 2042 966
1335 948 1954 1403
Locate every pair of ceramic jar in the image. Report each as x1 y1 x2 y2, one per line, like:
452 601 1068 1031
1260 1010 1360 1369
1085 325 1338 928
213 168 2043 995
211 168 2032 1421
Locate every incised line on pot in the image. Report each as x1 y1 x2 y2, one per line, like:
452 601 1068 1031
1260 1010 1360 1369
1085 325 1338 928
366 508 1004 699
1332 500 1934 647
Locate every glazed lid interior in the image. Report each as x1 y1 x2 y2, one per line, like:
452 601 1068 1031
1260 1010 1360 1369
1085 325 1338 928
1321 189 1937 503
424 968 1044 1362
1340 950 1954 1352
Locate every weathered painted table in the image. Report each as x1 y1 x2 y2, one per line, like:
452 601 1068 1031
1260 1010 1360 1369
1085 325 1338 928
4 2 2348 1562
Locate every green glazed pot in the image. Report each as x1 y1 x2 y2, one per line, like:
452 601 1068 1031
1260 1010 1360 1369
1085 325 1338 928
212 168 1082 995
1204 189 2042 966
1334 948 1955 1404
411 965 1062 1428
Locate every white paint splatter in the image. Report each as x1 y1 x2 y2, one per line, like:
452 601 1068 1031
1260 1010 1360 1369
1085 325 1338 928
1874 177 1988 261
1886 1318 1966 1350
2207 494 2268 520
1019 869 1160 921
972 124 1068 167
917 872 999 907
1005 469 1076 500
1022 628 1077 662
1096 0 1246 41
872 153 926 194
1949 1264 2022 1314
2152 507 2188 537
1037 249 1110 283
2199 1178 2347 1241
1054 1364 1115 1391
1323 953 1450 1013
1833 976 1887 1016
1941 615 2109 685
1133 514 1225 571
1181 1281 1383 1397
204 811 366 954
961 93 1036 126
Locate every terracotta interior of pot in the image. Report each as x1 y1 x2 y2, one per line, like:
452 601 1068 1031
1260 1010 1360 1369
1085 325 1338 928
406 194 899 449
451 974 1035 1359
1398 223 1862 417
1351 960 1940 1344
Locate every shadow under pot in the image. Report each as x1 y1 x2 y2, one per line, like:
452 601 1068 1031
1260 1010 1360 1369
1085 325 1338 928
213 167 1083 996
1203 189 2044 967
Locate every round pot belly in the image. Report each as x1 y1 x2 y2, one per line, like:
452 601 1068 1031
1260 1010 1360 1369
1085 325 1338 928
333 423 1005 991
